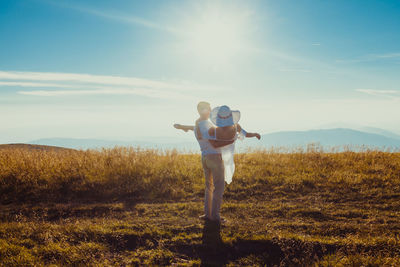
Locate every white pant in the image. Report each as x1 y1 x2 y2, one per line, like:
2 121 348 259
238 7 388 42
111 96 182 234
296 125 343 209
202 154 225 221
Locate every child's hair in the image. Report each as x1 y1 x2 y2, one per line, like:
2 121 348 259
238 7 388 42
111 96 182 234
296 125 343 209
197 101 210 114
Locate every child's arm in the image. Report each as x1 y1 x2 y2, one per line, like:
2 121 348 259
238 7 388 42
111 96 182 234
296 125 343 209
209 139 235 148
173 124 194 132
245 132 261 139
207 126 236 147
237 124 261 140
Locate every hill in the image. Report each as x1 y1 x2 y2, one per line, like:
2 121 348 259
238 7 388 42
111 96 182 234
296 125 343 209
0 143 73 151
28 137 198 151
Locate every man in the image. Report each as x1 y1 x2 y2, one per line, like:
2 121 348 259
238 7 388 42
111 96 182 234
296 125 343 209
174 101 228 224
174 102 261 224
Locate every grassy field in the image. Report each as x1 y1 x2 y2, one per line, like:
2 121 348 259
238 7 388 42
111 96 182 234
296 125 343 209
0 146 399 266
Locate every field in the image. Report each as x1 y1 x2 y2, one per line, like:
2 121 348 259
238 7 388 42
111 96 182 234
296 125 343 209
0 146 399 266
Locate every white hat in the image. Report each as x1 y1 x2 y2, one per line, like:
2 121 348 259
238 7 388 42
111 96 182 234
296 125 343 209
210 105 240 127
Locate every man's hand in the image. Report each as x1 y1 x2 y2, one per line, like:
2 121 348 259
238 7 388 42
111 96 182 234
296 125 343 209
173 124 188 132
255 133 261 140
173 124 194 132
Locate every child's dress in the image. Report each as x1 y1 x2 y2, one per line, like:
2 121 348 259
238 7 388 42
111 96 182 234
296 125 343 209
214 126 246 184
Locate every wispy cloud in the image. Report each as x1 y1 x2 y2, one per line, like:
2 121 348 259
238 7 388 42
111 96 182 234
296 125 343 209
0 71 216 99
337 53 400 63
277 68 312 73
356 89 400 99
373 53 400 59
40 0 184 35
18 88 184 99
0 81 70 88
0 71 193 90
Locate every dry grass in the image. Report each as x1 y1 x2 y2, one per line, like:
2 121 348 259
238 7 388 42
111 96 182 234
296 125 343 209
0 146 399 266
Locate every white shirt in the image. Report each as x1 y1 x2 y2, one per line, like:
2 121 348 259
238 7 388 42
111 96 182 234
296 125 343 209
194 119 220 156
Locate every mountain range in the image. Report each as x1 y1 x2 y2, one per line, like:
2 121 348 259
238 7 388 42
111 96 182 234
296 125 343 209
243 128 400 151
21 127 400 151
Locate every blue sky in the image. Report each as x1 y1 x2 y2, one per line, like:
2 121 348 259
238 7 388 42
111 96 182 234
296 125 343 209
1 0 400 143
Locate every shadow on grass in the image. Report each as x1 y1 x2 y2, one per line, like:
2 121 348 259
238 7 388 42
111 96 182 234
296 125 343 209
168 220 340 266
198 220 284 266
199 220 227 266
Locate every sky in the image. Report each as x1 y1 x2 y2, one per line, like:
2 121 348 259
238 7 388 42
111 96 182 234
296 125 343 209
1 0 400 143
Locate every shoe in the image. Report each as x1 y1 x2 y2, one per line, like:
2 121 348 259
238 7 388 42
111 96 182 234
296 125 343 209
208 217 228 225
199 214 208 220
219 217 228 224
199 214 227 224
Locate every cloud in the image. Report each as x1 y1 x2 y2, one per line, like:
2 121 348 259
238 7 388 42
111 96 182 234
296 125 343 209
40 0 184 35
17 88 185 99
373 53 400 59
71 6 183 35
336 53 400 63
0 81 70 88
0 70 216 99
356 89 400 99
277 68 312 73
0 71 186 90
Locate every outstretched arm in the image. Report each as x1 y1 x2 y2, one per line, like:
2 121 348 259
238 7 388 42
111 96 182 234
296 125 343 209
245 132 261 139
237 124 261 140
173 124 194 132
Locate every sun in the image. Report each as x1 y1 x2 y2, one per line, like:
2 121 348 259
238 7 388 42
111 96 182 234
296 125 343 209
181 3 252 68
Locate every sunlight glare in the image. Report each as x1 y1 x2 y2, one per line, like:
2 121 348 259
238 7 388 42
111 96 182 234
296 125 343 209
182 3 252 68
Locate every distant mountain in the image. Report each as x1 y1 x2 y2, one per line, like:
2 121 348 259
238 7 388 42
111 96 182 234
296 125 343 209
242 128 400 150
18 128 400 152
358 126 400 140
318 123 400 140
